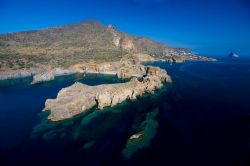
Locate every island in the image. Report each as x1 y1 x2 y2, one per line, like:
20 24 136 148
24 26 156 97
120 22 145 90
228 52 239 58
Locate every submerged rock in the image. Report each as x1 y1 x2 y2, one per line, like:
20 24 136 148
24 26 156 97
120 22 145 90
43 66 171 121
129 133 143 140
122 109 159 159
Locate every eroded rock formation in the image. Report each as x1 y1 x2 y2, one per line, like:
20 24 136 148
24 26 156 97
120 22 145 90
43 66 171 121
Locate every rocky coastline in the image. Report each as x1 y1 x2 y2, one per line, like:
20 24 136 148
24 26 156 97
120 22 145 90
0 53 215 84
0 21 216 85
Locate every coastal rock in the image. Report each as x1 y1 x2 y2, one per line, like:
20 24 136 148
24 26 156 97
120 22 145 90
53 68 76 76
95 77 144 109
0 70 33 80
172 56 185 63
43 66 171 121
31 71 54 84
44 82 97 121
129 133 143 140
122 109 159 159
31 68 75 84
116 54 147 78
145 66 172 82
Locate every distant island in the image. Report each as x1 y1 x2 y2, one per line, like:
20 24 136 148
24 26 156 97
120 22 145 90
0 20 216 121
228 52 239 58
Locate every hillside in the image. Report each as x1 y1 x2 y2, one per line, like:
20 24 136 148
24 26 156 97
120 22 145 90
0 20 205 72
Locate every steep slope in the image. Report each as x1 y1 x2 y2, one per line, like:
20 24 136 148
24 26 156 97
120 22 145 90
0 21 125 71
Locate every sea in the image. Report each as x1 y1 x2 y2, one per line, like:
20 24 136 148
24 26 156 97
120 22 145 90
0 57 250 166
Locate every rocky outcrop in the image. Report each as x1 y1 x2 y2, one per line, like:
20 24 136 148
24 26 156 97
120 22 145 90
108 24 135 51
31 71 54 84
44 82 98 121
116 54 146 78
172 56 185 63
119 36 135 50
31 68 75 84
228 52 239 58
129 133 143 140
108 24 121 47
0 70 33 80
0 67 76 84
135 53 155 62
43 66 171 121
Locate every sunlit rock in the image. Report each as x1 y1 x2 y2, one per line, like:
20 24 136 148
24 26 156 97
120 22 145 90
43 66 171 121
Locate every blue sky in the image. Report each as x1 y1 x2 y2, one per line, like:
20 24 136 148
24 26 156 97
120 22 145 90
0 0 250 56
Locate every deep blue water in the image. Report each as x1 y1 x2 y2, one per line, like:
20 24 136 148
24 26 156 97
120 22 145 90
0 58 250 166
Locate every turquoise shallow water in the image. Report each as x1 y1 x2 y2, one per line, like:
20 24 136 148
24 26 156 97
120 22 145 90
0 58 250 166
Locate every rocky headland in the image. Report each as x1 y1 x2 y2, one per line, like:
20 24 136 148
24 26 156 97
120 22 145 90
43 65 171 121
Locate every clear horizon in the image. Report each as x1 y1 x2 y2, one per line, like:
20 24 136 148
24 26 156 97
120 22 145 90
0 0 250 56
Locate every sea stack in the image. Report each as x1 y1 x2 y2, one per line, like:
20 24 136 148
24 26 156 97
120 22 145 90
228 52 239 58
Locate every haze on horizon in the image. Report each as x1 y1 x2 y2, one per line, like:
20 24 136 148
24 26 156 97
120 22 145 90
0 0 250 56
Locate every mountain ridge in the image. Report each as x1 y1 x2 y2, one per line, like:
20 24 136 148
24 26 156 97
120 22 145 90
0 20 214 74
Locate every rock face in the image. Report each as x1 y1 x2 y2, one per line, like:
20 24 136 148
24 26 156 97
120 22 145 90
44 82 98 121
43 66 171 121
119 36 135 50
108 24 135 51
117 54 146 78
108 24 121 47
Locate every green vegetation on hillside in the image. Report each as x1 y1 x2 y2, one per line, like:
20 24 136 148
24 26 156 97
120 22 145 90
0 20 193 72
